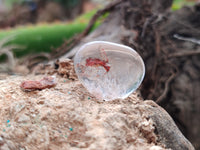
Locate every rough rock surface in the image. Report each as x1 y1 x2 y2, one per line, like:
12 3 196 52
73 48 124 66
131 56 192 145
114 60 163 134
62 2 200 149
0 60 194 150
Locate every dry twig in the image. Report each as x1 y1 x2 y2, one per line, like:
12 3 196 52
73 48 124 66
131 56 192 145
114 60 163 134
156 73 176 104
168 49 200 58
173 34 200 45
51 0 123 59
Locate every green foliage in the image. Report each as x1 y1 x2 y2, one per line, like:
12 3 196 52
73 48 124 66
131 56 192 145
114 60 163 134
4 0 82 8
172 0 195 10
0 10 101 58
0 23 86 57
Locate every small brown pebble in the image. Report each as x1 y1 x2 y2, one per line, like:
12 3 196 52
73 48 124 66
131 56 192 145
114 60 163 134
20 76 56 91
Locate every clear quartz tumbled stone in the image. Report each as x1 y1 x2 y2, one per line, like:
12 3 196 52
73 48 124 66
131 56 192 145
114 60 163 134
74 41 145 101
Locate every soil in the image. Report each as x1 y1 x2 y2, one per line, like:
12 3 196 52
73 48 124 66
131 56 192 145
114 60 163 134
0 60 194 150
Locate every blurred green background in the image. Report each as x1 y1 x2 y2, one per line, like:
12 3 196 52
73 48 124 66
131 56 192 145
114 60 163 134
0 0 198 60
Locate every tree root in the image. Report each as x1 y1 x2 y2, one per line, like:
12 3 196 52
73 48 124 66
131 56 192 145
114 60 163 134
51 0 123 59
